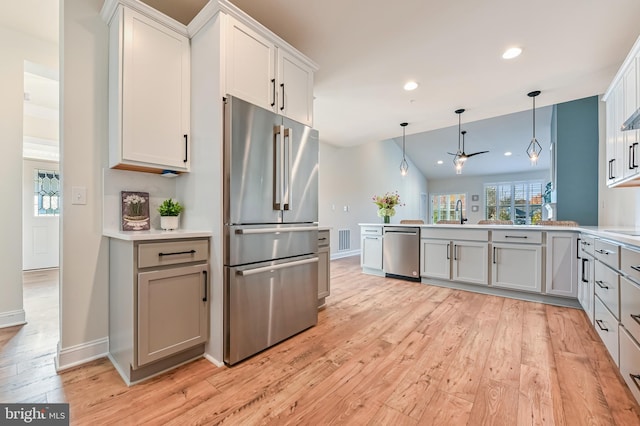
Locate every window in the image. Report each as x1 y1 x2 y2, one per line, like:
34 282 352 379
34 169 60 216
430 193 465 224
484 181 543 225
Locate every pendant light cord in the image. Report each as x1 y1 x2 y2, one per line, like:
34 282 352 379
532 95 536 139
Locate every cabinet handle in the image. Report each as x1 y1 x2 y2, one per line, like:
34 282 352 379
581 258 588 283
493 246 497 264
280 83 285 111
631 265 640 273
158 249 196 257
609 159 616 180
453 244 457 261
595 249 610 255
595 280 609 290
318 237 327 241
203 270 208 302
630 313 640 326
595 319 609 332
184 134 188 163
576 238 581 259
505 235 527 239
446 243 450 260
271 79 276 107
630 374 640 392
634 143 639 168
630 144 635 170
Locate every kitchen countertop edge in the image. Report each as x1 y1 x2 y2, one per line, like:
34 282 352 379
104 229 213 241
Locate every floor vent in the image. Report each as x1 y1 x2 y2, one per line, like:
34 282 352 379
338 229 351 251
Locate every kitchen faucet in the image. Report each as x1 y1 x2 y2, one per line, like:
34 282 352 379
455 199 467 225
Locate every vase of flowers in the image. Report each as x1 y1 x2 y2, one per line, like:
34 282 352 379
372 191 403 224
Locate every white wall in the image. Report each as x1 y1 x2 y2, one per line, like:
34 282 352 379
319 139 428 255
57 0 110 367
427 170 550 224
0 25 57 327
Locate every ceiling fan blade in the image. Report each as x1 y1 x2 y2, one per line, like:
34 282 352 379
465 151 490 158
447 152 458 156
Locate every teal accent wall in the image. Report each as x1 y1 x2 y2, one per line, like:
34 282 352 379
556 96 599 225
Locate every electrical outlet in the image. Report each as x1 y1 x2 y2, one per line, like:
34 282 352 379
343 205 349 212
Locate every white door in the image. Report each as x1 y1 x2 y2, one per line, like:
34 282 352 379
23 159 59 270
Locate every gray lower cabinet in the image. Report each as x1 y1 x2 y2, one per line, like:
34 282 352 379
109 237 209 385
318 229 330 307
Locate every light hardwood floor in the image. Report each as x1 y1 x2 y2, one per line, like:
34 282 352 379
2 257 640 425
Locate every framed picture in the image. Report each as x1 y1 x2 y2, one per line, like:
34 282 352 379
121 191 150 231
471 194 479 202
471 205 479 212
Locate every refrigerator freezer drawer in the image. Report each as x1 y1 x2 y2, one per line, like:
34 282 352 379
226 224 318 266
225 255 318 365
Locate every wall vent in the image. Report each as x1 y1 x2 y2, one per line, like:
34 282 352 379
338 229 351 251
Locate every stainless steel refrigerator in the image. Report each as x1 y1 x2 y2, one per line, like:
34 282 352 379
223 96 319 365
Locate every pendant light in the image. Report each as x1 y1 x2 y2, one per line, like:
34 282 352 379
399 122 409 176
526 90 542 165
453 109 465 174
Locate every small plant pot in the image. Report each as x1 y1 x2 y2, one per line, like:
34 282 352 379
160 215 179 231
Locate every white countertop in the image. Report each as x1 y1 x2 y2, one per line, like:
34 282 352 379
103 229 212 241
358 223 640 248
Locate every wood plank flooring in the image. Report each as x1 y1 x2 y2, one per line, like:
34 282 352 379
2 257 640 425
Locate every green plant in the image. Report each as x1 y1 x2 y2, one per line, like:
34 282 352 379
157 198 184 216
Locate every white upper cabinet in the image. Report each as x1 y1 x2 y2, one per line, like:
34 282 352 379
225 15 316 126
107 5 191 173
604 35 640 187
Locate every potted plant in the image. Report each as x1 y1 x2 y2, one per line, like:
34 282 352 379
158 198 184 230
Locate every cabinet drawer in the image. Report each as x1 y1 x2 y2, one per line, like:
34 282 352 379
492 230 542 244
318 230 330 248
579 234 595 257
594 297 619 366
594 239 620 269
622 246 640 282
138 239 209 268
621 276 640 344
421 228 488 242
594 261 620 319
619 326 640 404
361 226 382 236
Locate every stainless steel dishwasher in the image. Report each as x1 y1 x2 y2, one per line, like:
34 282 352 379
383 227 420 281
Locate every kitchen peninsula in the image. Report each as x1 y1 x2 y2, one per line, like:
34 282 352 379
361 222 640 404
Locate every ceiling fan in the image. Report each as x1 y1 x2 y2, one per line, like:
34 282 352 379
447 109 489 164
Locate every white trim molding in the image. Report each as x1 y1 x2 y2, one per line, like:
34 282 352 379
331 250 360 260
55 337 109 372
0 309 26 328
203 353 224 368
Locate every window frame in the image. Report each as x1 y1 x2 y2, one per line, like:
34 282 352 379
429 193 467 224
484 180 544 225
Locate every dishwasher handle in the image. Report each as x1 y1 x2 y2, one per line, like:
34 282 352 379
384 230 418 236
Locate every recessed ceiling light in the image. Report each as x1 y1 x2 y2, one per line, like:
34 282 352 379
404 81 418 91
436 160 444 165
502 47 522 59
504 151 512 156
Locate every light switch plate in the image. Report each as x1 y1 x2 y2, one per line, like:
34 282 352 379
72 186 87 205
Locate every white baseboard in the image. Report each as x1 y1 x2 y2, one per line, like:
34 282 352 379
55 337 109 371
331 250 360 260
203 353 224 367
0 309 26 328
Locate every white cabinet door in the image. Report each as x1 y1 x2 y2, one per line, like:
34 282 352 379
545 232 578 297
113 6 190 172
452 241 488 285
420 239 450 280
277 49 314 126
615 82 627 181
137 263 208 367
492 243 542 292
361 236 383 271
624 58 640 178
225 17 277 112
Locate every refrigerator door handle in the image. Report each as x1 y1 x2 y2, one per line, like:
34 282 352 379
273 125 285 211
236 257 318 276
283 127 292 210
234 226 316 235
